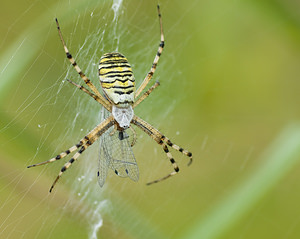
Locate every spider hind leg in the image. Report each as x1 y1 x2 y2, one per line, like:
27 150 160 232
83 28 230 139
146 143 179 185
27 142 84 168
164 137 193 166
49 144 89 192
132 115 193 185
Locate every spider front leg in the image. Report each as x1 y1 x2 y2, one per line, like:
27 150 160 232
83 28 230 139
132 115 192 185
55 18 110 108
135 5 164 97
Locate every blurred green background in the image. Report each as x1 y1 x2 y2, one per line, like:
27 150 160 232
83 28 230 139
1 0 300 238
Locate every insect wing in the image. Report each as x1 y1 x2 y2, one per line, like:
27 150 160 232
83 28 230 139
97 108 112 187
110 130 139 180
97 108 139 187
97 128 110 187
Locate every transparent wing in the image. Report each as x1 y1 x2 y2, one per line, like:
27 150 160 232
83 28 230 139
97 108 139 187
107 130 139 180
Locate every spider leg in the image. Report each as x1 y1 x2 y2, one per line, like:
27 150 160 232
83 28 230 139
49 116 115 192
55 18 109 105
66 79 111 111
27 143 83 168
163 137 193 166
129 126 137 147
132 115 192 184
146 143 179 185
50 141 90 192
132 115 192 163
133 81 160 108
27 115 115 168
135 5 164 97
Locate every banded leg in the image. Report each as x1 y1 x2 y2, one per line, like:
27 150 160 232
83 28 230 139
27 115 115 168
135 5 165 97
49 116 115 192
132 115 192 164
55 18 108 104
133 81 160 108
49 140 92 192
132 115 192 184
50 140 91 192
66 79 111 111
163 137 193 166
146 143 179 185
27 143 84 168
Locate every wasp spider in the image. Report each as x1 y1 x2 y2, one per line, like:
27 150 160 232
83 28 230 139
28 5 192 192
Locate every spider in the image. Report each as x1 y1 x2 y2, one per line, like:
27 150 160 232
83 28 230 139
27 5 192 192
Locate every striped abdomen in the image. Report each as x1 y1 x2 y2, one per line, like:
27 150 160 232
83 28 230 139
99 52 135 107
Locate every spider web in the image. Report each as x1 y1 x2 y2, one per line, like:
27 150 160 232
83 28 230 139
1 0 300 239
0 0 185 238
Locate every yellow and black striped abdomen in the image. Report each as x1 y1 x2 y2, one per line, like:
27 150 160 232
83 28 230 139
99 52 135 107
